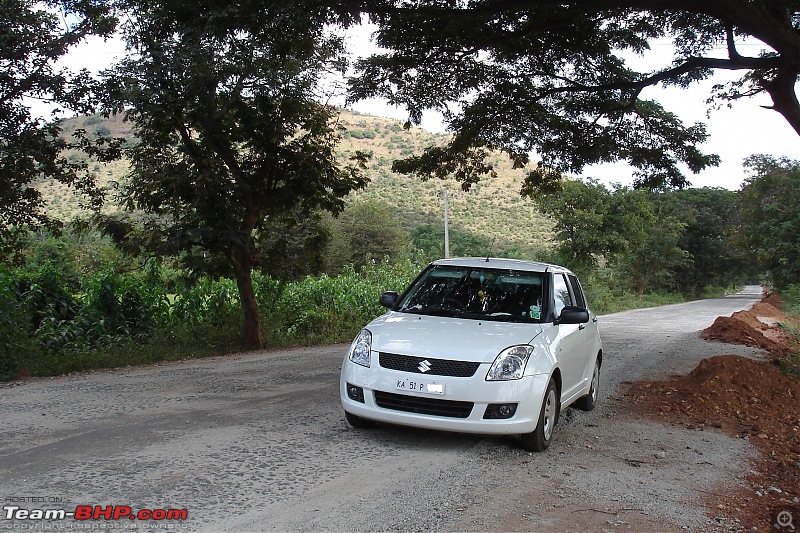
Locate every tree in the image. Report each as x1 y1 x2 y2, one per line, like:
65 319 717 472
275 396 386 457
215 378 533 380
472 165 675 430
616 197 690 297
528 179 652 274
663 188 746 295
736 156 800 289
0 0 117 259
410 224 492 260
349 1 800 191
100 0 368 350
323 200 408 273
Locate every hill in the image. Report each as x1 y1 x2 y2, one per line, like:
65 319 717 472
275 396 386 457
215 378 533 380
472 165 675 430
41 110 553 257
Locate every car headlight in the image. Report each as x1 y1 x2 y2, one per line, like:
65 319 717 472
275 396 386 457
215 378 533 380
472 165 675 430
486 345 534 381
348 329 372 367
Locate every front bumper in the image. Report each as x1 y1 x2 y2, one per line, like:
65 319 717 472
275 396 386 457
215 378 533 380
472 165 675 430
340 354 550 435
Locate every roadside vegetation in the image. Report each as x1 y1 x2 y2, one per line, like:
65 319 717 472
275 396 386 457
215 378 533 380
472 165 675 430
777 285 800 377
3 112 798 382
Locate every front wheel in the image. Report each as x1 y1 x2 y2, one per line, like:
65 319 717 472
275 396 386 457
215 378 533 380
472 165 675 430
575 359 599 412
520 379 559 452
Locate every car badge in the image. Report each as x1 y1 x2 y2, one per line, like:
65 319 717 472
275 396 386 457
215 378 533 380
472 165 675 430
418 360 432 373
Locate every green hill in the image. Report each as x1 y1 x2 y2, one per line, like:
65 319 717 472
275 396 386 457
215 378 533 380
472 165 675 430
42 110 553 257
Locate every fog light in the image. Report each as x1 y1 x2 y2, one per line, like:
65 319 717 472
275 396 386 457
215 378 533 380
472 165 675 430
347 383 365 403
483 403 518 419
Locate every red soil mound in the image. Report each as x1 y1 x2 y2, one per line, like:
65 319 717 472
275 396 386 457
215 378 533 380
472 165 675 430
625 295 800 530
630 355 800 438
701 293 798 359
763 293 786 309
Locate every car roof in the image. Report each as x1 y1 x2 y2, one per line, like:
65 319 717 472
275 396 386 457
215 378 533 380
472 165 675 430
431 257 573 274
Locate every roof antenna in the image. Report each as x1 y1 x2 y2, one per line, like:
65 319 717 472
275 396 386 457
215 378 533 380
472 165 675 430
486 238 495 262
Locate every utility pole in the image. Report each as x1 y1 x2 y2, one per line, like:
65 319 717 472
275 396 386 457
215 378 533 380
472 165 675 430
442 187 450 258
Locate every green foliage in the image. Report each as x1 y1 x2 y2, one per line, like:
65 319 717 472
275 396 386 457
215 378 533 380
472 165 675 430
15 226 127 278
0 241 427 381
736 156 800 290
528 179 653 276
0 0 119 258
323 200 409 274
526 178 748 296
616 213 690 297
0 265 34 380
172 277 240 326
775 285 800 378
352 2 800 190
345 129 377 139
100 0 370 349
580 265 690 315
261 254 424 345
411 224 492 260
783 285 800 316
664 188 750 295
348 2 783 191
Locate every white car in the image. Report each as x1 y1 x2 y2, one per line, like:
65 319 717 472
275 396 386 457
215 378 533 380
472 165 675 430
340 258 602 451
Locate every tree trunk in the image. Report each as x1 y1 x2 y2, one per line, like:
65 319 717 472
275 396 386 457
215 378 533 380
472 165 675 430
765 70 800 137
637 266 652 298
232 260 263 351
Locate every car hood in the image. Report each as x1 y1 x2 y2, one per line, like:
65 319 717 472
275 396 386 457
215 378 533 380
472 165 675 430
366 311 543 363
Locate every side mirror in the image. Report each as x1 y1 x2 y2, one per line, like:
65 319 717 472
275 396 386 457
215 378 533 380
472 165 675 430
379 291 399 309
557 306 589 324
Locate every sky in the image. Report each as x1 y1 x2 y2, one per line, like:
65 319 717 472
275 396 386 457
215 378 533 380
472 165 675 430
60 22 799 192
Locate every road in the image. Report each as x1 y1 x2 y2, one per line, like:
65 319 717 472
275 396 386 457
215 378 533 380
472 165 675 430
0 286 766 532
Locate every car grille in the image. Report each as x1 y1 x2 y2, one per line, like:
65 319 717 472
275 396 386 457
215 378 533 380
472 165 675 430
373 391 474 418
379 352 481 377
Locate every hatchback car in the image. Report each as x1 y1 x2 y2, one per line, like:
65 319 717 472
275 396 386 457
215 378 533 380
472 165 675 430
340 258 602 451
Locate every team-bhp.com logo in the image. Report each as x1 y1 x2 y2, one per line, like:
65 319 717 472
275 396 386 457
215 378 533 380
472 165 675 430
4 504 188 521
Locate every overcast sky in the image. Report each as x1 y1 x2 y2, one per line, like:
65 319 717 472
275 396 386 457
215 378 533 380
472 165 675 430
61 24 799 192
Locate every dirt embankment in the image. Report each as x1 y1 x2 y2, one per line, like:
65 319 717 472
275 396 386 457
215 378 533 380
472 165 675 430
624 293 800 531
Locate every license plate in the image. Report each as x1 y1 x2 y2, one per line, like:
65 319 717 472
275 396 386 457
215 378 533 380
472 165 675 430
395 377 445 395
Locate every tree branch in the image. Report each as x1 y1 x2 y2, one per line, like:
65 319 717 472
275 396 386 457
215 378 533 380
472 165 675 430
516 54 782 111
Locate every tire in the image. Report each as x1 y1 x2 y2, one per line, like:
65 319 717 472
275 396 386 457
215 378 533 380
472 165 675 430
575 359 600 412
344 410 373 429
521 379 559 452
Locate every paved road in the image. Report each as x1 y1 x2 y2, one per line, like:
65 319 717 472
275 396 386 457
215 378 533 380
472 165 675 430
0 286 765 532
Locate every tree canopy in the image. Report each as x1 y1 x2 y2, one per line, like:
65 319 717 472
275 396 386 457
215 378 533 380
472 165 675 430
349 0 800 191
100 0 369 349
323 200 408 273
529 179 653 274
736 155 800 290
0 0 117 259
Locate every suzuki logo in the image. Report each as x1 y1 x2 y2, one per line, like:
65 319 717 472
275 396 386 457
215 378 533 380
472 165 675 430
418 360 432 373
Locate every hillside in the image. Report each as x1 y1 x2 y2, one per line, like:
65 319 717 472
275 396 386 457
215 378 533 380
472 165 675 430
41 110 553 256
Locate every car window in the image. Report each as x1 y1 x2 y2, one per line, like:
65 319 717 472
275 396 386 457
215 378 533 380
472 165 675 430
397 265 544 322
552 273 573 316
567 274 587 309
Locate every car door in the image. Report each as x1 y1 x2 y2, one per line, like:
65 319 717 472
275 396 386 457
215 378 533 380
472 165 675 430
551 273 590 401
567 273 600 361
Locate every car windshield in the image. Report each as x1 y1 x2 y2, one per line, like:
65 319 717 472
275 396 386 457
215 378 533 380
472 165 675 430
397 265 545 322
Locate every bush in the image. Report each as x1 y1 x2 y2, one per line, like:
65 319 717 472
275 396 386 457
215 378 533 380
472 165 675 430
0 266 34 380
262 255 423 345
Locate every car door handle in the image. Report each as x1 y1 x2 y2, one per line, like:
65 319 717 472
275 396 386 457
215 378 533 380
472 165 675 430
592 317 598 323
578 324 586 330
